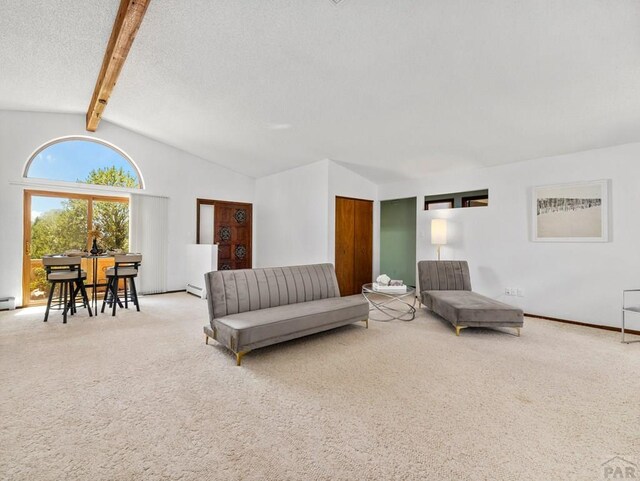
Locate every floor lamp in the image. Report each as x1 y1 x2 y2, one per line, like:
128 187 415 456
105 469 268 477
431 219 447 260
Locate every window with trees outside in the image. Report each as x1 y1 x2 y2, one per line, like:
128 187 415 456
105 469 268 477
23 138 142 305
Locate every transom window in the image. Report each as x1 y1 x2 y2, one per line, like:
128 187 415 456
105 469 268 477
24 137 143 189
424 189 489 210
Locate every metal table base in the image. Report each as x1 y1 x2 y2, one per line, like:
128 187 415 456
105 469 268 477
362 284 417 321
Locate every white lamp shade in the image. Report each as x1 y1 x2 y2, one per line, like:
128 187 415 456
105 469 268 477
431 219 447 245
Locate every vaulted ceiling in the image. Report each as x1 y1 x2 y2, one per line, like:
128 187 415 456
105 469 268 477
2 0 639 182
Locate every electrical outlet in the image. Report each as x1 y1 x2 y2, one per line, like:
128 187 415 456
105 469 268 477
516 288 524 297
505 288 510 295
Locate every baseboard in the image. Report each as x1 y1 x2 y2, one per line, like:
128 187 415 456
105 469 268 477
525 312 640 337
142 289 187 296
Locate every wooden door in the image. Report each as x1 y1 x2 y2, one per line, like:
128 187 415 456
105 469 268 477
353 199 373 293
335 196 373 296
335 197 356 296
214 201 252 270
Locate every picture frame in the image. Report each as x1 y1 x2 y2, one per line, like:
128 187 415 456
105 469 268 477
532 180 610 242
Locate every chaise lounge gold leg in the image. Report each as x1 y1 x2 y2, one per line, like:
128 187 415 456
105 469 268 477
455 326 467 336
516 327 521 337
362 318 369 329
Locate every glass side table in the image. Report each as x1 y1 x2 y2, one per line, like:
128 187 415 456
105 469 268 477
622 289 640 344
362 283 417 321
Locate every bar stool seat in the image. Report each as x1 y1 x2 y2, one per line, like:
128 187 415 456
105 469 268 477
48 270 88 281
105 267 137 277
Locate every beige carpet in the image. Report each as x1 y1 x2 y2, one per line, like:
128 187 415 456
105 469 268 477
0 292 638 481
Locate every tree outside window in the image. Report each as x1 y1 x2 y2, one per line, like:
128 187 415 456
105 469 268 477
30 167 135 258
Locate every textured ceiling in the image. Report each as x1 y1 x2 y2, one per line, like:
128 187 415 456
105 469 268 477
2 0 640 182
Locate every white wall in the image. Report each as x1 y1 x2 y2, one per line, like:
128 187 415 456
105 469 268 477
5 110 635 329
255 159 379 276
0 110 255 305
379 143 640 329
255 160 330 267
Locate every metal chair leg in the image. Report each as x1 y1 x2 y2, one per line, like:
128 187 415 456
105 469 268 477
70 283 77 315
130 277 140 312
79 282 93 317
101 277 111 313
62 281 68 324
111 279 118 317
43 283 56 322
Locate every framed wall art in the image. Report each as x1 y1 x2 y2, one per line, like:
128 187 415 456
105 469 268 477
532 180 609 242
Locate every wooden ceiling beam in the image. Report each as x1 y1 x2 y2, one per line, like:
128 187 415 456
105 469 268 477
86 0 151 132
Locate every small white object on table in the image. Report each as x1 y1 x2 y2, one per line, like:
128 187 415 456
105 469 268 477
372 282 407 294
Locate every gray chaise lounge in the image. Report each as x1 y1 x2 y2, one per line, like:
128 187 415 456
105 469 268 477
203 263 369 365
418 260 524 336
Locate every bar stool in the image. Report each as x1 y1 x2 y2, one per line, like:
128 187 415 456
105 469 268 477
43 256 93 323
101 254 142 316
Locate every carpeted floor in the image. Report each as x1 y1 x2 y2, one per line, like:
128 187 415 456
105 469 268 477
0 292 638 481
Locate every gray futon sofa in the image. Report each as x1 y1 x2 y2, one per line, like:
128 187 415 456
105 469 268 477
418 260 524 336
204 263 369 365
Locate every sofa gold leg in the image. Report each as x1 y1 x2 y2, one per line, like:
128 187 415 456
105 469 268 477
362 318 369 329
236 351 248 366
516 327 521 337
455 326 466 336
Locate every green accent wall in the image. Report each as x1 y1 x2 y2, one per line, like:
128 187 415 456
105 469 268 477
380 197 417 286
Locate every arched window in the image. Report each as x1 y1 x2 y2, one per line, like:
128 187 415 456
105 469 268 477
24 136 144 189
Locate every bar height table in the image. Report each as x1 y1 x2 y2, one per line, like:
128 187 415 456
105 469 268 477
86 255 114 314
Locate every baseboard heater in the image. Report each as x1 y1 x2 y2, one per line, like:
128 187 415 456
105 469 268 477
0 297 16 311
186 283 205 299
186 244 218 300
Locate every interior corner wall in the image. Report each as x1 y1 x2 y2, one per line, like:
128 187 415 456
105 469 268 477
254 159 380 277
254 160 330 268
0 110 255 305
327 161 380 277
378 143 640 330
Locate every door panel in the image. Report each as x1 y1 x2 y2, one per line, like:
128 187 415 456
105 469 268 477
335 197 373 297
23 191 127 306
353 199 373 293
335 198 355 296
24 194 89 305
214 202 252 270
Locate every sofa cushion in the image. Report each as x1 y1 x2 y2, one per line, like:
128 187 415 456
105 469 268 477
205 264 341 319
423 290 523 327
214 294 369 350
418 260 472 292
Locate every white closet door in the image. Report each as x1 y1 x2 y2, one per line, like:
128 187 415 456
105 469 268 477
129 194 168 294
